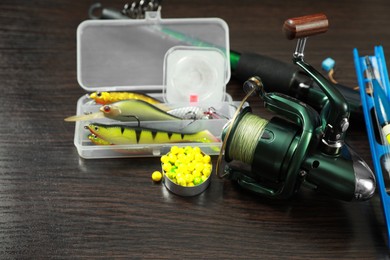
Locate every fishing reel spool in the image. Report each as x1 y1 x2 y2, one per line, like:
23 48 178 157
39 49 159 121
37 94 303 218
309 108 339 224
217 14 376 201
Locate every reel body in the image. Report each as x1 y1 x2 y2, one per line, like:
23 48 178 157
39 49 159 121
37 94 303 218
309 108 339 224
222 88 375 201
219 14 375 201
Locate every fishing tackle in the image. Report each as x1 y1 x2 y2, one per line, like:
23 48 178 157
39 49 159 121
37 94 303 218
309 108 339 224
216 14 376 201
122 0 162 19
65 99 181 122
88 3 364 122
89 91 162 105
88 1 162 20
88 133 112 145
167 106 206 120
166 106 229 120
85 123 220 145
355 46 390 246
204 107 230 120
99 100 180 121
66 97 224 123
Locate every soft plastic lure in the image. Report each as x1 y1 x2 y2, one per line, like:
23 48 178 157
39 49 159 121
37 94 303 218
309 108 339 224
65 99 180 122
89 91 162 105
99 100 180 121
85 123 220 145
88 134 112 145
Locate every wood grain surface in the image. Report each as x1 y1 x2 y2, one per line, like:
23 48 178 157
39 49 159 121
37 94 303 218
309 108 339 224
1 0 390 258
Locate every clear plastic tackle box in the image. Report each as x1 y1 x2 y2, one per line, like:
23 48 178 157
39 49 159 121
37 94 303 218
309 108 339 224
72 11 238 158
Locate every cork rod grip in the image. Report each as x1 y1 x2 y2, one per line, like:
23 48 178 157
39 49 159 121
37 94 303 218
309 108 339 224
283 13 329 40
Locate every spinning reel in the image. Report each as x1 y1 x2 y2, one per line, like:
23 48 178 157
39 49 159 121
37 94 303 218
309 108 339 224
217 14 376 201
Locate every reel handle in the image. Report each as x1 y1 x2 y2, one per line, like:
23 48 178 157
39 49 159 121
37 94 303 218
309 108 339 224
283 13 349 155
283 13 328 40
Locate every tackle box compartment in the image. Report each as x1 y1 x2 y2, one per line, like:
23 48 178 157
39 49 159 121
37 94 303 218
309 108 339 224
72 11 237 158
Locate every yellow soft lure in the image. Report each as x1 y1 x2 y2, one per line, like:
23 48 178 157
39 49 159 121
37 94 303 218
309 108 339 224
89 91 162 105
86 123 220 145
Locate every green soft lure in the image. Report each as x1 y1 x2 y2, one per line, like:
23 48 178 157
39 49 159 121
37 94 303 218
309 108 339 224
65 99 179 122
85 123 220 145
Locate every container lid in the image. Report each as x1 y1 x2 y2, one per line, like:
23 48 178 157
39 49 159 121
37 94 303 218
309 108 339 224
77 11 230 93
163 46 226 103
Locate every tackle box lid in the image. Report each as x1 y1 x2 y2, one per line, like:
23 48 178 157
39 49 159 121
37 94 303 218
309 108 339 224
77 11 230 103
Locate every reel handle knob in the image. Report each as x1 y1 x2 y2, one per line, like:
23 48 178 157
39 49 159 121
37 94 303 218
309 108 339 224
283 13 329 40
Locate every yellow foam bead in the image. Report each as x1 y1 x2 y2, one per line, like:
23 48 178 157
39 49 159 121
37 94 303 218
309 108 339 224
195 153 204 162
177 147 185 154
168 153 177 164
161 155 170 164
184 146 193 154
187 162 195 172
152 171 162 182
204 163 212 171
192 169 202 178
186 153 195 162
177 177 187 187
195 162 204 172
167 171 176 181
162 163 172 172
193 176 203 185
202 167 212 177
185 173 194 184
170 146 180 154
203 154 211 164
193 146 201 154
178 164 188 173
174 160 182 167
176 171 184 179
177 152 186 161
182 156 191 164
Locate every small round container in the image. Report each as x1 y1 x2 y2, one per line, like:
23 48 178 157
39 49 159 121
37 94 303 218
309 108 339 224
163 174 211 197
161 147 212 196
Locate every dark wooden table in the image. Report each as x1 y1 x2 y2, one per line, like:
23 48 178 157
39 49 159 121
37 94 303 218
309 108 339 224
2 0 390 258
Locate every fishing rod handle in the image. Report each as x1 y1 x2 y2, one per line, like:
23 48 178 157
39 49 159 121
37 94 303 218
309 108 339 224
283 13 329 40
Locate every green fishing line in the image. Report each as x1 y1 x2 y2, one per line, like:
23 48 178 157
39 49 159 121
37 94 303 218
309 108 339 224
228 113 268 164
